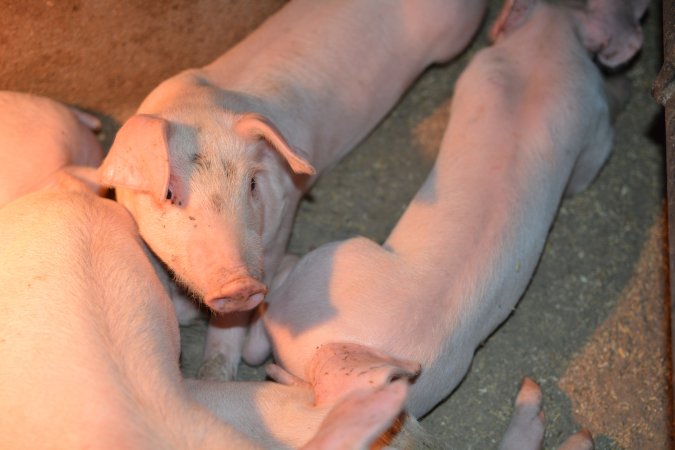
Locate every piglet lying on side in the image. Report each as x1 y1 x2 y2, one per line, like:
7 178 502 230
0 91 103 206
97 0 489 380
259 0 645 439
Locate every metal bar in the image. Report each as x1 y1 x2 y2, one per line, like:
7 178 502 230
651 0 674 446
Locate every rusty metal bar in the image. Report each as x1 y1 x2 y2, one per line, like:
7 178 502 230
651 0 674 446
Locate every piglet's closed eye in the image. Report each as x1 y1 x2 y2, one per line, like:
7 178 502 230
98 114 171 203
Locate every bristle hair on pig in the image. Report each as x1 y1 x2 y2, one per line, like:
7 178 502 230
97 0 490 380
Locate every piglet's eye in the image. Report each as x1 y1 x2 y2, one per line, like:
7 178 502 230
250 177 256 192
166 189 173 201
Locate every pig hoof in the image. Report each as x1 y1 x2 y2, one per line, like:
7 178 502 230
197 353 238 381
498 378 545 450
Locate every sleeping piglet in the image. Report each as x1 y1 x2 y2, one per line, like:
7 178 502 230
259 0 645 427
0 91 103 207
96 0 489 380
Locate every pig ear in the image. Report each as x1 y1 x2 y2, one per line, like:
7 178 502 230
300 380 409 450
489 0 535 42
573 0 649 68
98 114 171 203
308 342 421 407
234 113 316 175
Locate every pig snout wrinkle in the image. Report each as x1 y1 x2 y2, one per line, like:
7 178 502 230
206 276 268 313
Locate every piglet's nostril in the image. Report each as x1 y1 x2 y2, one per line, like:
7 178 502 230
205 277 267 313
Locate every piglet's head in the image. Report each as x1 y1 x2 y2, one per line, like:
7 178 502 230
490 0 648 68
98 112 315 314
573 0 649 68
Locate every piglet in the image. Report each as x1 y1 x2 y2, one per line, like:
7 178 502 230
97 0 489 380
0 179 423 449
0 91 103 207
0 92 418 448
259 0 644 425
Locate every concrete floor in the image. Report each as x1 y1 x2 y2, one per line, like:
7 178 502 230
1 0 668 448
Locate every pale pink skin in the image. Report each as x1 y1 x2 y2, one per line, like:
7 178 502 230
0 91 103 207
577 0 650 68
98 0 489 380
261 0 646 420
0 94 412 448
0 93 589 449
0 185 416 449
0 186 576 449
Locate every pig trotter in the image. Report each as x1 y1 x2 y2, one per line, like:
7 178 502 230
498 377 545 450
498 377 594 450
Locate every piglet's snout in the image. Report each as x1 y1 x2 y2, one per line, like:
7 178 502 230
205 276 268 314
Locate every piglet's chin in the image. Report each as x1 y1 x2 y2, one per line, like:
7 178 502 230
206 292 266 314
